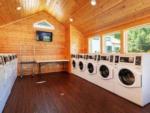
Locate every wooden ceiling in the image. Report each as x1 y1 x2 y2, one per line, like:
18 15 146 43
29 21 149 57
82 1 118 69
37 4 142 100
0 0 150 34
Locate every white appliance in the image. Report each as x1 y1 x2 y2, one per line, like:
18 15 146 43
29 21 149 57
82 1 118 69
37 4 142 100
71 54 81 76
83 54 98 83
86 54 97 75
0 56 5 97
114 54 150 106
97 54 116 92
0 54 17 113
71 54 78 74
78 54 87 72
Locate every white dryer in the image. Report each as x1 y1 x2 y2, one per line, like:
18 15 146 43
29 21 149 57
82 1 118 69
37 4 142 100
114 54 150 106
71 54 79 75
97 54 115 92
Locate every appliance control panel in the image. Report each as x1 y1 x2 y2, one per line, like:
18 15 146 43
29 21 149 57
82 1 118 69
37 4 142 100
88 55 93 59
97 55 101 61
101 56 109 61
110 55 114 62
135 56 142 66
120 57 134 63
115 56 119 63
0 56 4 65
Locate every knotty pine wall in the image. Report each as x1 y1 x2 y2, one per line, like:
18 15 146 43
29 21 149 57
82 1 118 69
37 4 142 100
0 11 68 75
70 25 88 54
65 25 88 73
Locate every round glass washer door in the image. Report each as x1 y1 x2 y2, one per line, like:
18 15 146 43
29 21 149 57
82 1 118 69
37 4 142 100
99 65 109 78
79 61 84 70
72 60 76 68
87 63 94 73
118 69 135 86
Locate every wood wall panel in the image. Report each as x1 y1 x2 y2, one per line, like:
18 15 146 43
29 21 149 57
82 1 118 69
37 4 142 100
70 25 87 54
65 25 88 73
0 11 68 76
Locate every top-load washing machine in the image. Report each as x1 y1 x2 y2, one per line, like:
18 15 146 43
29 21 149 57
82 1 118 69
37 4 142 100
114 54 150 106
97 54 116 92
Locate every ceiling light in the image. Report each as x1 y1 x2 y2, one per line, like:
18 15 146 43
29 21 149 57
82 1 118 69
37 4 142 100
46 0 51 6
91 0 96 6
16 6 22 11
69 18 73 22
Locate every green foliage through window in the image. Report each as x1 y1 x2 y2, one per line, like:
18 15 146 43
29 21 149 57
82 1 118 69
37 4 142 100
127 27 150 53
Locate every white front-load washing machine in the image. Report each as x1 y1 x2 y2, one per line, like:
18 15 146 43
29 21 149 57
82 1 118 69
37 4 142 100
71 54 77 73
71 54 79 76
114 54 150 106
85 54 98 83
86 54 97 75
78 54 87 72
97 54 116 92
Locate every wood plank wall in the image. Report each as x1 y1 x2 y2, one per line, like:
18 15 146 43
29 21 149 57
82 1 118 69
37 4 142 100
65 25 88 73
0 11 68 76
70 25 88 54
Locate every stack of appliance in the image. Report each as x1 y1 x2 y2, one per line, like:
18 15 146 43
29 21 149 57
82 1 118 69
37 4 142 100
71 53 150 106
0 54 17 113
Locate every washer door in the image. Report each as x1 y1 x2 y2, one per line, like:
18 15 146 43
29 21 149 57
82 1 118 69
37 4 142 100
87 63 94 73
72 60 76 68
118 69 135 86
79 61 84 70
99 65 109 78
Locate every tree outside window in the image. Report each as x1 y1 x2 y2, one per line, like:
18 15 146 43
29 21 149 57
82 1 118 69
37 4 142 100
127 26 150 53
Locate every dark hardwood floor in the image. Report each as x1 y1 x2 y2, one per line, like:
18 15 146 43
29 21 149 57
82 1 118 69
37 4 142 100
3 72 150 113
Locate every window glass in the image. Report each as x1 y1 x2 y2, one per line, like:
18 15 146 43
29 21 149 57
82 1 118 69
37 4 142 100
103 32 121 53
89 36 100 53
126 25 150 53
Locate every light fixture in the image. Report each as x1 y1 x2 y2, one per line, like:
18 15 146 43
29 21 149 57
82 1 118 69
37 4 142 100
16 6 22 11
69 18 74 22
91 0 96 6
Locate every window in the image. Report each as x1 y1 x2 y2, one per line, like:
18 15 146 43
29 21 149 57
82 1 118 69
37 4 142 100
88 35 100 53
33 20 55 30
103 32 121 53
125 25 150 53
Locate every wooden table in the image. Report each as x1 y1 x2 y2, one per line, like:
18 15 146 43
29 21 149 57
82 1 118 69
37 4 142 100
35 59 69 74
20 61 35 78
20 59 69 79
35 59 69 83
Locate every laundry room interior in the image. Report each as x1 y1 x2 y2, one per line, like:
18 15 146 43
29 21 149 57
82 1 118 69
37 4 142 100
0 0 150 113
